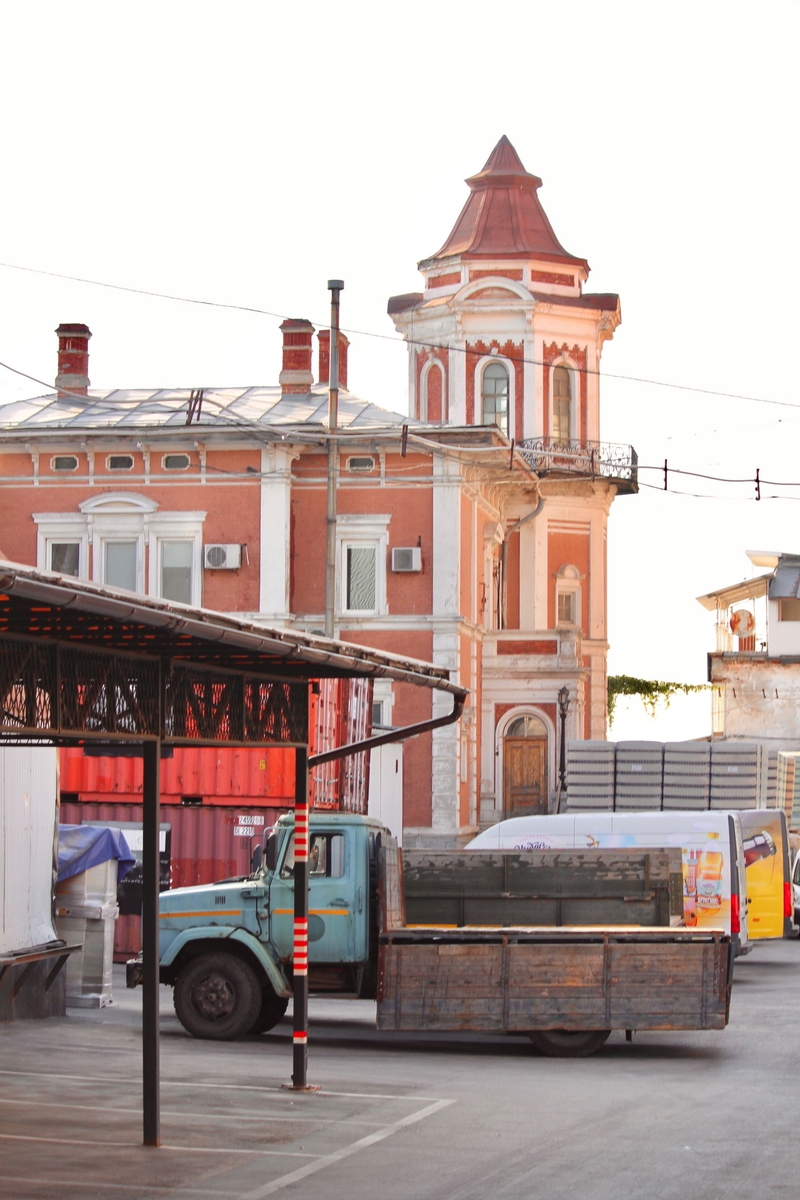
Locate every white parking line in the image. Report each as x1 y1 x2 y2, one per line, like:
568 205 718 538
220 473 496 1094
0 1068 441 1102
235 1098 454 1199
0 1133 316 1158
0 1096 387 1127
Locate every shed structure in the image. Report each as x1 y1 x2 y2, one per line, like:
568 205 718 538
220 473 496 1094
0 559 466 1145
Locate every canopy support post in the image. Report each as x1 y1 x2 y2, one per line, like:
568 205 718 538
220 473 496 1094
290 746 315 1089
142 739 161 1146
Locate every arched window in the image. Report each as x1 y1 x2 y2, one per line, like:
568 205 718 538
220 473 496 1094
423 362 444 422
481 362 509 436
552 365 571 443
506 714 547 738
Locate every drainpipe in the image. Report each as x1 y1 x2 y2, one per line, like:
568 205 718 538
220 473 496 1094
309 691 467 767
324 281 344 640
500 496 545 629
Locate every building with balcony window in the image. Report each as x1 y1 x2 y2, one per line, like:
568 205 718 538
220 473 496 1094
0 137 636 847
698 550 800 749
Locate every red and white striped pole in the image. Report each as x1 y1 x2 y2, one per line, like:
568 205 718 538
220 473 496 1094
291 746 310 1088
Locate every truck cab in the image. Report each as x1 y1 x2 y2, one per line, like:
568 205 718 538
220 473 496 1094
139 813 386 1040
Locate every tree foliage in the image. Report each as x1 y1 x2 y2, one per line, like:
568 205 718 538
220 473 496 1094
607 675 707 727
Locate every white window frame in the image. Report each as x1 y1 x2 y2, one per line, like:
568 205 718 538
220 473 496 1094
34 513 90 578
37 494 206 603
474 355 515 437
555 563 583 628
549 359 579 443
148 519 204 607
336 514 390 617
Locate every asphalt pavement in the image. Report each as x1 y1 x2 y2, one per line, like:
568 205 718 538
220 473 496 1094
1 940 798 1200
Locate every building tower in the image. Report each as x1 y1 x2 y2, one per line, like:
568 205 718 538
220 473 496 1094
389 137 636 825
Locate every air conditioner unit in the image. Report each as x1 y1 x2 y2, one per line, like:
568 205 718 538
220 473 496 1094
203 544 242 570
391 547 422 573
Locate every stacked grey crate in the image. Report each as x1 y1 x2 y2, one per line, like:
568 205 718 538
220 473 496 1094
565 740 615 810
614 741 663 810
662 742 710 810
709 742 761 810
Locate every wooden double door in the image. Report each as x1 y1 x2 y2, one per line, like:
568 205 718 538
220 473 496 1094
503 736 548 818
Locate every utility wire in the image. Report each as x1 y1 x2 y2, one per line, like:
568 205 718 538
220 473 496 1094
4 353 800 499
0 260 796 411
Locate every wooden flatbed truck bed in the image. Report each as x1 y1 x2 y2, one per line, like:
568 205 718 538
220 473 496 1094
376 841 733 1056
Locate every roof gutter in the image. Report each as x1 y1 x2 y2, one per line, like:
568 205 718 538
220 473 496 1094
309 690 466 767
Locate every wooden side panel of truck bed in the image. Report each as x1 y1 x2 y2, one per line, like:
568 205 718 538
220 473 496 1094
376 934 731 1033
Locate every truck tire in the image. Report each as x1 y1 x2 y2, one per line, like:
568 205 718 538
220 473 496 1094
248 989 289 1034
529 1030 611 1058
174 952 261 1041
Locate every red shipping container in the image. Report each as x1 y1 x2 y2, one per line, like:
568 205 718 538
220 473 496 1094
60 745 296 807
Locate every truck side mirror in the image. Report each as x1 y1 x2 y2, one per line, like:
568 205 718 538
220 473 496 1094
265 831 278 873
251 844 263 874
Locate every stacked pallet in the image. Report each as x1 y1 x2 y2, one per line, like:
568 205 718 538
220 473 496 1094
709 742 761 810
614 742 663 810
776 751 800 826
662 742 710 810
565 741 615 811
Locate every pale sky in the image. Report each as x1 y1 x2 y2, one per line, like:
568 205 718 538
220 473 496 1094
1 1 797 740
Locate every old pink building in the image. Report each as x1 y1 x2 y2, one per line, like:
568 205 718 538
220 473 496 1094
0 137 636 848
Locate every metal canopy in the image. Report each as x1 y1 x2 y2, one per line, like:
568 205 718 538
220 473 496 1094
0 561 466 1145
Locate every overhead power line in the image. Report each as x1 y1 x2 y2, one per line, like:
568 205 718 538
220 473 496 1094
0 261 796 411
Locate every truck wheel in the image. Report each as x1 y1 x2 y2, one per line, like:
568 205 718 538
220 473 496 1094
174 953 261 1041
248 989 289 1034
529 1030 611 1058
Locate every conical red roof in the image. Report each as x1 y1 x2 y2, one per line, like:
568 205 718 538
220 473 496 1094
424 136 588 270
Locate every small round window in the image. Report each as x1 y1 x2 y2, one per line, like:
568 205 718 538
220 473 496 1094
163 454 190 470
107 454 134 471
52 455 78 472
347 456 376 472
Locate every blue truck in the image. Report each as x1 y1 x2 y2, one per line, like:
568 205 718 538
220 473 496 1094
128 811 733 1057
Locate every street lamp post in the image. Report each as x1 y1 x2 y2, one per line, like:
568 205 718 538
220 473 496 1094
558 686 570 806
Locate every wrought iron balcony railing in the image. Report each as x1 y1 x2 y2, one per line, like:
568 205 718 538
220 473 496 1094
517 439 638 491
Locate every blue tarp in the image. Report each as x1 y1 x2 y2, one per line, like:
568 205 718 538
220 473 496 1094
57 825 135 885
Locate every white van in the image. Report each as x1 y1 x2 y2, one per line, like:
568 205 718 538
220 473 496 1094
467 811 750 955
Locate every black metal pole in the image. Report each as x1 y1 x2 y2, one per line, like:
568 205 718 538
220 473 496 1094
142 739 161 1146
291 746 309 1088
324 279 344 640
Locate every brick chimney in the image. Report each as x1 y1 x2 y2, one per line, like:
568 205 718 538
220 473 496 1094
318 329 349 390
279 319 314 393
55 323 91 397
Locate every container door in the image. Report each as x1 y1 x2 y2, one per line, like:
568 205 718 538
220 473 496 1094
269 828 356 963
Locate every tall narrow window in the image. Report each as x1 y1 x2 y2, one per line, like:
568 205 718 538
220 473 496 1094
552 366 571 442
346 545 377 612
481 362 509 436
161 540 193 604
105 541 138 591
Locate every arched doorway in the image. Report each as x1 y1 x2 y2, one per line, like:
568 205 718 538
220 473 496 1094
502 713 548 818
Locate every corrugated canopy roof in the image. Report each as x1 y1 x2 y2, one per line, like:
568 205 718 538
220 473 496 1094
0 560 463 692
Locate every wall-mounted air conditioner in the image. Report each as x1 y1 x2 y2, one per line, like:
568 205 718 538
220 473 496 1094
391 547 422 573
203 544 242 570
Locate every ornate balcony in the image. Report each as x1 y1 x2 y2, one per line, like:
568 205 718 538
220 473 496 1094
517 439 638 493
